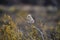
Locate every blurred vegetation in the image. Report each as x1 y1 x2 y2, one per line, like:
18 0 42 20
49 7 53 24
0 12 42 40
0 6 60 40
55 21 60 40
0 14 23 40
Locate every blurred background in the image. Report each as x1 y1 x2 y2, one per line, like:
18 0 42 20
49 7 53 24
0 0 60 40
